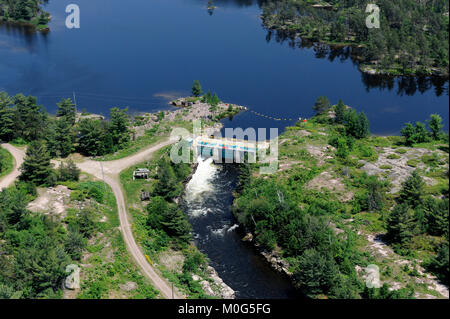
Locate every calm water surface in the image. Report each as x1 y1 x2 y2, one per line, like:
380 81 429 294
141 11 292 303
0 0 448 135
1 0 448 299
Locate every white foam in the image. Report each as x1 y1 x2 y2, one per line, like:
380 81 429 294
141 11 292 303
184 157 218 217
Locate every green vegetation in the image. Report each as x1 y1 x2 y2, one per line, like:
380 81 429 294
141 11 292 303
233 96 449 298
0 91 134 158
0 171 159 299
0 147 14 178
120 150 220 298
261 0 449 76
0 0 50 30
202 91 220 107
401 114 444 146
191 80 202 97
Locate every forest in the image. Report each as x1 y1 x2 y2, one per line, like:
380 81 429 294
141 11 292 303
233 97 449 298
260 0 449 76
0 92 131 163
0 0 49 27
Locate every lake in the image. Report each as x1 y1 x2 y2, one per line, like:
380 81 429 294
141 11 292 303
0 0 448 136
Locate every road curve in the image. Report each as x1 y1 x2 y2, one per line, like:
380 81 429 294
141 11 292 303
76 138 183 299
2 139 183 298
0 143 25 190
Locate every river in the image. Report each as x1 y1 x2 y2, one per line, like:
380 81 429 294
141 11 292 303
0 0 448 299
181 157 302 298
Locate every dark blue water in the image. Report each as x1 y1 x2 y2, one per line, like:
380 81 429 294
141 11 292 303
0 0 448 135
1 0 448 299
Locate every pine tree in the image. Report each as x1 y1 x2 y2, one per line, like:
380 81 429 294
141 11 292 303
109 107 130 149
58 160 80 182
154 159 180 199
13 94 47 142
160 206 192 242
387 203 416 244
211 92 220 106
191 80 202 97
427 114 443 140
294 249 339 296
56 98 76 125
0 92 15 141
313 96 331 115
399 170 425 206
334 99 346 124
401 123 416 146
236 163 251 194
77 119 108 156
356 112 370 139
55 118 74 157
19 140 53 185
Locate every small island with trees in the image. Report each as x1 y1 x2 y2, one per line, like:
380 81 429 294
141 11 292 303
0 0 50 31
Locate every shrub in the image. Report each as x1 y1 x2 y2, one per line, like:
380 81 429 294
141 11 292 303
421 153 440 167
407 159 419 167
395 148 407 154
387 154 401 159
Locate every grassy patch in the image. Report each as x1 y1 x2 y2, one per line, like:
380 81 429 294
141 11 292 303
387 153 401 160
407 159 420 167
0 147 14 179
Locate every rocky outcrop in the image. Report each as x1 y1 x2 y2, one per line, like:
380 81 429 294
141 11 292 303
192 266 235 299
260 251 293 277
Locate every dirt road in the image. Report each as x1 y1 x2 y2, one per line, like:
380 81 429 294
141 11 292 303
2 139 183 299
76 137 183 299
0 143 25 190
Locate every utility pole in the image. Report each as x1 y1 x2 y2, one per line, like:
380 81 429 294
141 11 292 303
172 283 174 299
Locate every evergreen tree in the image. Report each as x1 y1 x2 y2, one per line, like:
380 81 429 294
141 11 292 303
77 119 109 156
160 206 192 242
400 123 416 146
154 159 181 199
109 107 130 150
64 231 85 260
211 93 220 106
19 140 53 185
54 118 74 157
387 203 416 244
420 197 449 236
413 122 430 143
294 249 339 296
399 170 424 206
191 80 202 97
0 92 15 141
236 163 251 194
334 99 346 124
366 176 386 212
58 160 80 182
313 96 331 115
427 114 443 140
355 112 370 139
56 98 76 125
146 196 168 230
427 241 449 284
13 94 47 142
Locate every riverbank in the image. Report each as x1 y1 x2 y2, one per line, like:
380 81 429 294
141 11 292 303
119 149 235 299
232 103 449 299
